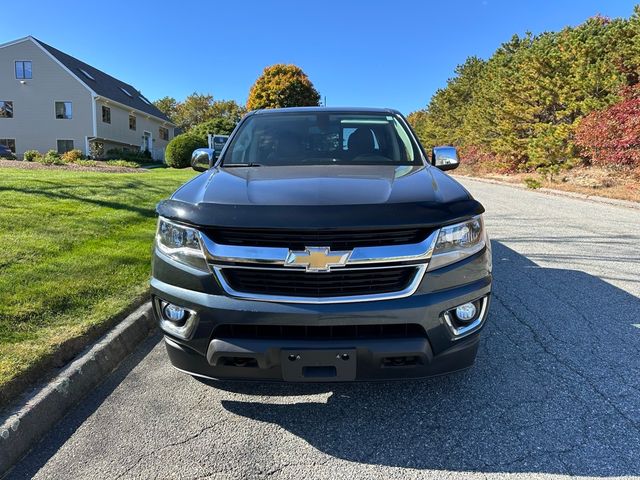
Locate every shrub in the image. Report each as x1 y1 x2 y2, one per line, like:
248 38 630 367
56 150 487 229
106 160 140 168
165 134 206 168
39 157 63 165
61 149 84 163
105 148 152 163
575 85 640 169
537 164 562 182
38 150 64 165
524 177 542 189
23 150 41 162
90 141 104 159
73 160 98 167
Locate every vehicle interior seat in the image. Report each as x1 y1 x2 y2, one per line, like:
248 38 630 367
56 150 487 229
267 131 302 165
347 128 376 158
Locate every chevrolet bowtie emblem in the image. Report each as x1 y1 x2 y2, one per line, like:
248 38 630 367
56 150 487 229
284 247 352 272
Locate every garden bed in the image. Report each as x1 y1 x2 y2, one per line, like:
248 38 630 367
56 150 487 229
0 159 146 173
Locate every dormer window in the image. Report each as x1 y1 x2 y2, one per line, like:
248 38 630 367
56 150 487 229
79 68 95 80
15 61 32 79
120 87 133 97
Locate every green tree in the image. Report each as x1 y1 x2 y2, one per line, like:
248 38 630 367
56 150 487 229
189 100 246 141
162 94 246 132
190 118 236 141
246 64 320 110
410 8 640 173
173 93 216 130
153 96 178 121
409 56 486 149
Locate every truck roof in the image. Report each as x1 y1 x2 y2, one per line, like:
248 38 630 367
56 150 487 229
250 106 402 116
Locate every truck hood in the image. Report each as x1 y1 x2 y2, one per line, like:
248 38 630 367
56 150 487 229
158 165 484 229
181 165 462 206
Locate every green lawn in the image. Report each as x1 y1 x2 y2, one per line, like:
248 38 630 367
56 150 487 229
0 166 197 397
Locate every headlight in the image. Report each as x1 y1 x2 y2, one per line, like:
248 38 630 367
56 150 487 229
428 215 486 271
156 217 208 270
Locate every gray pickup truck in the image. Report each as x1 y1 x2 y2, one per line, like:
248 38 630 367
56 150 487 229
151 107 492 382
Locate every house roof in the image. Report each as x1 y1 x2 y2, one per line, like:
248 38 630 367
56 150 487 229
31 37 172 123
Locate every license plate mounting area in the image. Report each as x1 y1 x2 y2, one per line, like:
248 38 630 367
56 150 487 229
280 348 356 382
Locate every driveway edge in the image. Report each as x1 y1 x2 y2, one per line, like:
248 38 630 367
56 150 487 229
454 174 640 210
0 302 155 476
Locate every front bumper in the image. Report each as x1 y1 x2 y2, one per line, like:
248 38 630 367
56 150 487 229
164 332 482 381
151 244 492 382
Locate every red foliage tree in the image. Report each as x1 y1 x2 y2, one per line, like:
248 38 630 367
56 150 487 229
575 86 640 168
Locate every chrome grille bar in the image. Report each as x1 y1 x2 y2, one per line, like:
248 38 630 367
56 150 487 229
200 230 439 268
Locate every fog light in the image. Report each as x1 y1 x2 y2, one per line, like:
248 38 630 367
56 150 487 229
455 302 477 322
155 298 198 340
444 296 489 340
163 303 186 322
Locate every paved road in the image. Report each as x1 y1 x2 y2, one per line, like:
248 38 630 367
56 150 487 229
8 178 640 480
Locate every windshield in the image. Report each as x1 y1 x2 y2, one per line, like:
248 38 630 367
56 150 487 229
221 112 423 167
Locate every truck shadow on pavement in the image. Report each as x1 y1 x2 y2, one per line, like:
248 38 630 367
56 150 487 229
220 241 640 476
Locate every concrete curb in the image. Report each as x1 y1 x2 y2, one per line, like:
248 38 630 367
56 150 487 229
455 175 640 210
0 302 155 476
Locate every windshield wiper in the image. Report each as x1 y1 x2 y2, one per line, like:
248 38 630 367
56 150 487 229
222 163 263 168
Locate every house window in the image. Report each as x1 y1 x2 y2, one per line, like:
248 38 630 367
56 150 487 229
159 127 169 141
57 140 74 154
129 115 136 130
0 139 16 153
0 101 14 118
55 102 72 119
120 87 133 97
102 106 111 123
15 61 32 79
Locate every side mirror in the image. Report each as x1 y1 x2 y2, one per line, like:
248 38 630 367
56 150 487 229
431 146 460 171
191 148 216 172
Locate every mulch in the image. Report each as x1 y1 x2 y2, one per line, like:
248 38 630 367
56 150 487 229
0 159 147 173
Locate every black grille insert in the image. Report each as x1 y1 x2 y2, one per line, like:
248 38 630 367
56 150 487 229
207 227 430 250
213 323 427 340
221 267 418 298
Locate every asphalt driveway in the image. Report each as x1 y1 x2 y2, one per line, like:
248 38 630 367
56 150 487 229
8 178 640 479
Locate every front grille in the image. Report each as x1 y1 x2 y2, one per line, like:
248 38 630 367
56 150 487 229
213 323 427 340
207 227 430 250
221 267 418 298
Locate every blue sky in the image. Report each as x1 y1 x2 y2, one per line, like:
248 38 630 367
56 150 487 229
2 1 636 114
